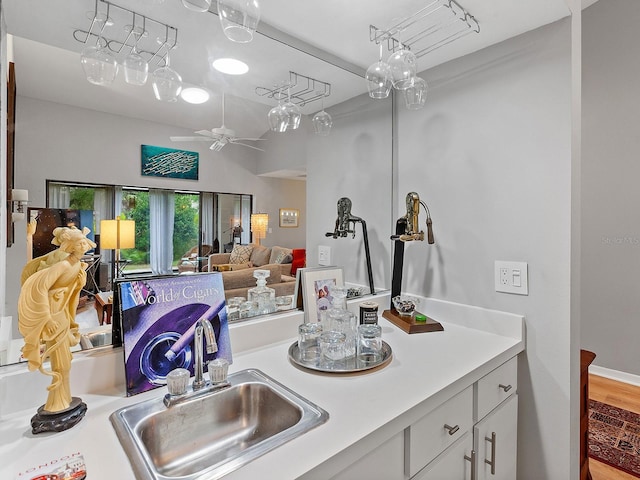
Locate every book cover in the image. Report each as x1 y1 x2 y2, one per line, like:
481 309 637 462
118 272 232 396
14 452 86 479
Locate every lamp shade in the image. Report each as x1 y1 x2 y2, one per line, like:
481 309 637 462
250 213 269 239
100 219 135 249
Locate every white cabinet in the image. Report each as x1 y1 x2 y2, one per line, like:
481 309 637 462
406 386 473 476
412 432 473 480
330 431 405 480
327 356 519 480
474 395 518 480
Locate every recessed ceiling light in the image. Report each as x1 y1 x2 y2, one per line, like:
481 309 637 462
181 87 210 104
212 58 249 75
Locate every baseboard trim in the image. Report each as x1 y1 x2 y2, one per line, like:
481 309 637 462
589 365 640 387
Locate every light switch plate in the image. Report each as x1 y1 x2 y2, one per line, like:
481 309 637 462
495 261 528 295
318 245 331 266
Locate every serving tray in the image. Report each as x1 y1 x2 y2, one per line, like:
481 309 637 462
288 340 392 373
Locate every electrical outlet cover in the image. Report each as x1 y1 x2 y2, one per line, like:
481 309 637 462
495 261 528 295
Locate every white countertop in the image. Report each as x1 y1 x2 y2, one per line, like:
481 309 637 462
0 299 524 480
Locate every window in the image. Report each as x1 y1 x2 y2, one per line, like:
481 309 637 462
46 181 251 281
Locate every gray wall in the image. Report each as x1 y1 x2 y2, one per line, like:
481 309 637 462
306 94 393 292
5 95 305 321
395 21 572 479
581 0 640 375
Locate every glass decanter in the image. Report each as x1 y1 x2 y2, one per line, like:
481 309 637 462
325 286 357 358
247 269 276 315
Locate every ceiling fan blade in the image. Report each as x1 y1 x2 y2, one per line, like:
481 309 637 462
170 136 214 142
194 130 218 138
233 137 267 141
230 141 265 152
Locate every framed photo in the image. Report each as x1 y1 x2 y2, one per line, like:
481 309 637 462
279 208 299 228
300 266 344 323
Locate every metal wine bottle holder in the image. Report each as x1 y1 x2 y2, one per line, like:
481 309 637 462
383 192 443 334
325 197 375 295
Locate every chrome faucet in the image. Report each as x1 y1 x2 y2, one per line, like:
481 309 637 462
193 318 218 390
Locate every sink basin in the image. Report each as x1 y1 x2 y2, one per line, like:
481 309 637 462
110 369 328 480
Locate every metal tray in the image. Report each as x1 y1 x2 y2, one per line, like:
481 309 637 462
288 340 392 373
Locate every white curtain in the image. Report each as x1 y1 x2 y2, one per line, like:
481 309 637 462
150 189 175 275
202 192 214 246
48 184 70 208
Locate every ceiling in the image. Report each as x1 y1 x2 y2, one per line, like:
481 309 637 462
3 0 582 140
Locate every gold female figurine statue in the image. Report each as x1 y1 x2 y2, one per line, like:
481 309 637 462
18 226 96 432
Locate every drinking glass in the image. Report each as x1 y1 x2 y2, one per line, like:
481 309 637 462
403 76 428 110
151 49 182 102
312 97 332 136
298 322 323 363
282 86 301 130
366 44 392 99
319 331 346 365
357 324 383 363
80 14 118 86
217 0 261 43
182 0 211 12
123 30 148 86
268 91 289 132
387 46 417 90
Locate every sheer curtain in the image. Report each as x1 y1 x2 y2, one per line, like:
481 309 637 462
48 184 70 208
202 192 214 247
150 189 175 275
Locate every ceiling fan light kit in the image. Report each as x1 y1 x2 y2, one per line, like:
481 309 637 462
367 0 479 109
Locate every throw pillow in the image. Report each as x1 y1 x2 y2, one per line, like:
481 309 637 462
250 244 271 267
274 251 293 264
269 246 293 265
229 244 253 264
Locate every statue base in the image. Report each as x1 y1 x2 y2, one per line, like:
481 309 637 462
31 397 87 434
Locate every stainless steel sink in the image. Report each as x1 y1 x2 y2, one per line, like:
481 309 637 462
110 369 328 480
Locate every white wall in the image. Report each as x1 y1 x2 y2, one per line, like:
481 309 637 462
394 20 573 479
4 95 305 322
306 94 393 293
581 0 640 376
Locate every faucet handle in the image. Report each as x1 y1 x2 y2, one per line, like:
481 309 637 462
166 368 190 396
208 358 229 384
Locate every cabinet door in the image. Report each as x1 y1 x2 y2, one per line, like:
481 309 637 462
474 394 518 480
330 431 405 480
412 431 473 480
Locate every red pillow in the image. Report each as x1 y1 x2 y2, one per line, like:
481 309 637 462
291 248 306 275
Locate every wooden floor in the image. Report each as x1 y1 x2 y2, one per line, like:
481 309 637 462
589 374 640 480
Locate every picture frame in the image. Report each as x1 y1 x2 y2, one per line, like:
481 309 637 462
279 208 299 228
141 144 199 180
300 266 344 323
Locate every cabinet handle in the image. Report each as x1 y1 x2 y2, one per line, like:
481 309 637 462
485 432 497 475
499 383 512 393
444 423 460 435
464 450 476 480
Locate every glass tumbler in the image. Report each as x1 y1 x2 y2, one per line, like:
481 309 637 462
357 324 383 363
298 322 323 363
319 331 346 367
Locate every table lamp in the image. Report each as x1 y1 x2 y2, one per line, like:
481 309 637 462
100 218 135 280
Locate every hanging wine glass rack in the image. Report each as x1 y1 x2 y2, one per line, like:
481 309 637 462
256 71 331 107
369 0 479 58
73 0 178 67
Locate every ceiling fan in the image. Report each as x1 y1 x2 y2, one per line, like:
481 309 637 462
170 94 266 152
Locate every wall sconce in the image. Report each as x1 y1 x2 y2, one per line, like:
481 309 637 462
250 213 268 245
100 218 135 279
10 189 29 222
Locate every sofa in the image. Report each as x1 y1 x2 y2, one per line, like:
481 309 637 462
206 244 306 300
